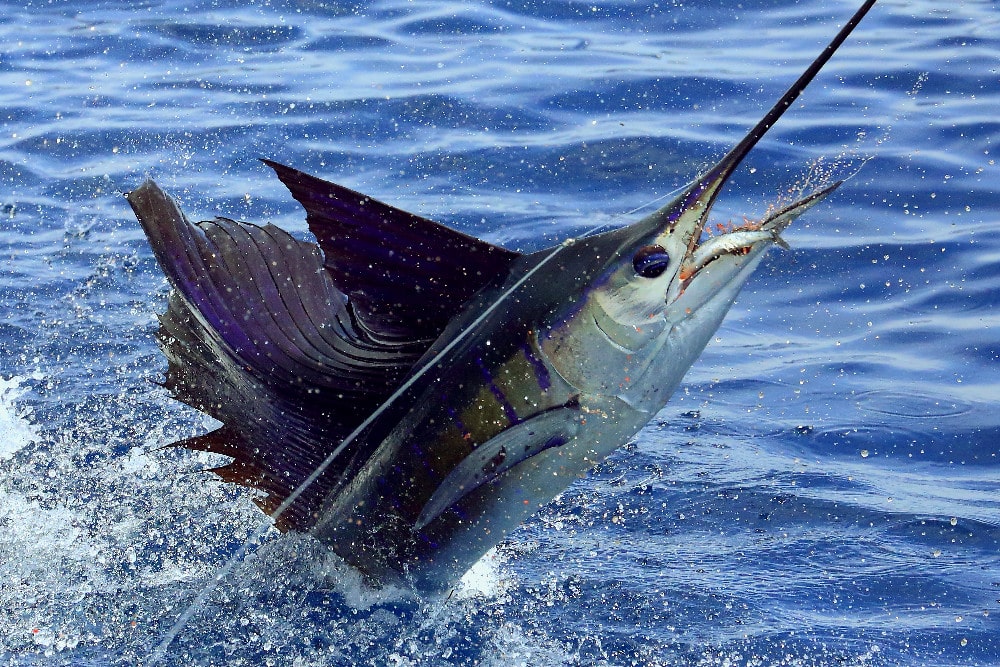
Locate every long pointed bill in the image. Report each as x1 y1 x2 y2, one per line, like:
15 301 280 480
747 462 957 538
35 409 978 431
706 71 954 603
656 0 876 254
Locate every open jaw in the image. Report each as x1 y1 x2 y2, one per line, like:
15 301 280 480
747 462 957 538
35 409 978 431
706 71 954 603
663 178 843 311
682 180 842 292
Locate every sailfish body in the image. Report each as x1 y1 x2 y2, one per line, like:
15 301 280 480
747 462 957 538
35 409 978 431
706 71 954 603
128 1 876 593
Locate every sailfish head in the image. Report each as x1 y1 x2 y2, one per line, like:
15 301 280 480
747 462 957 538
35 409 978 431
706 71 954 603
597 1 871 320
539 0 874 400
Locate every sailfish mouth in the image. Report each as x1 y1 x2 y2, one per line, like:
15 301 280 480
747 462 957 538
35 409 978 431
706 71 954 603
662 0 876 288
674 181 842 296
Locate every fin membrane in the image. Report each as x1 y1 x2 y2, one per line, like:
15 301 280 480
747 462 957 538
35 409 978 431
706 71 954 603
263 159 520 342
128 180 424 531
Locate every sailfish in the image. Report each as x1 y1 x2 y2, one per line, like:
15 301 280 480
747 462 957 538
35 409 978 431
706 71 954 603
127 1 876 593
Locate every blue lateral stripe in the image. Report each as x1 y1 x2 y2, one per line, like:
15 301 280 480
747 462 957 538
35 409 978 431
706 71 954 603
445 401 470 439
475 355 520 424
520 338 552 391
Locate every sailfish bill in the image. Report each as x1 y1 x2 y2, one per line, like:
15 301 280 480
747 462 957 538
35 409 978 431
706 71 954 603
128 0 877 593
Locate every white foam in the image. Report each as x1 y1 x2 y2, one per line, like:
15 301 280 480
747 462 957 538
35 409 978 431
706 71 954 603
0 375 39 461
482 621 573 667
454 547 512 600
252 535 515 610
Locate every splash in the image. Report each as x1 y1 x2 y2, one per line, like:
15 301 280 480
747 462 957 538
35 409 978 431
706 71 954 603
760 71 930 225
0 375 40 461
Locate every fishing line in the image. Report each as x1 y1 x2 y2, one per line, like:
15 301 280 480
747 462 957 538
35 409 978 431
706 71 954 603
577 184 687 240
622 185 686 217
148 236 574 663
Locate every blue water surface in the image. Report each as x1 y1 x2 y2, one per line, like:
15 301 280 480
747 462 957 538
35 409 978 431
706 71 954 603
0 0 997 665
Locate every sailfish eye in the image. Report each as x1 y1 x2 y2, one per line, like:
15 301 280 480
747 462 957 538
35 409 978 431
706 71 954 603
632 245 671 278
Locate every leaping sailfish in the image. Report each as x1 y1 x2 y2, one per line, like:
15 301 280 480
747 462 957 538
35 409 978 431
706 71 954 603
128 1 876 593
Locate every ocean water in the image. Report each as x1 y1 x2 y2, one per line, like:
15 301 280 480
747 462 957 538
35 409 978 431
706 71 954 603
1 0 997 665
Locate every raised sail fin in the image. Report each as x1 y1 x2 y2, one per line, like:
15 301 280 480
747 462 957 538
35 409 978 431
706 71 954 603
127 180 425 531
263 159 521 342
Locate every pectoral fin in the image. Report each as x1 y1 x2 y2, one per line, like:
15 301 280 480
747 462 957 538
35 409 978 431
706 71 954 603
415 403 581 530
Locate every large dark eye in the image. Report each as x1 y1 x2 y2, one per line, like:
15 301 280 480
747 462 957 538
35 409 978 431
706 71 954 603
632 245 671 278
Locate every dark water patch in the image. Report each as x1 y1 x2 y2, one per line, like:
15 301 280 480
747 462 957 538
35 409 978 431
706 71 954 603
153 22 304 51
396 14 510 37
541 76 755 116
302 33 396 52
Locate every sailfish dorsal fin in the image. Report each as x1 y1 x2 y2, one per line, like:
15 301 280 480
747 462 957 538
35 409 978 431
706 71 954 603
263 159 521 343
